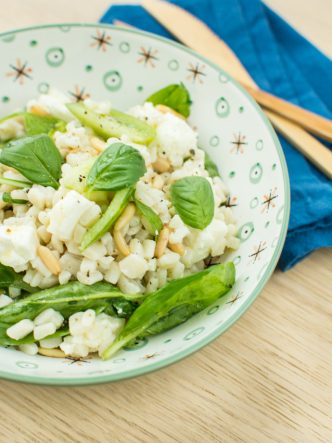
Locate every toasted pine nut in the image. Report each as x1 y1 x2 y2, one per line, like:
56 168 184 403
168 242 185 256
38 347 65 358
152 174 164 190
37 245 61 276
155 226 170 258
114 203 136 232
113 230 131 257
29 105 49 116
152 157 171 173
90 136 107 152
156 104 186 120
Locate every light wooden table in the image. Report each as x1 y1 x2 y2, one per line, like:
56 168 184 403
0 1 331 442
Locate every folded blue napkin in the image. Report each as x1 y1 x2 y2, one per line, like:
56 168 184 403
101 0 332 270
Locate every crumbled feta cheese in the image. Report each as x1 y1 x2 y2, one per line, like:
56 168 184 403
0 218 38 271
47 190 101 241
185 219 228 265
156 114 197 167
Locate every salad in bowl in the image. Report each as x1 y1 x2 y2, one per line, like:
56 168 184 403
0 83 238 360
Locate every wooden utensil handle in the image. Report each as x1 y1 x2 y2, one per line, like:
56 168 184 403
246 85 332 143
266 110 332 179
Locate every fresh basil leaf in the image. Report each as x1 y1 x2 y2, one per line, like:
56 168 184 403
102 262 235 359
1 192 28 205
135 198 163 236
67 102 156 144
0 134 62 189
81 188 133 250
146 83 191 117
204 151 220 178
23 113 60 136
170 176 214 230
0 263 36 293
87 142 146 191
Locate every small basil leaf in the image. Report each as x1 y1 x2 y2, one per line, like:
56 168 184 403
135 198 163 236
0 134 62 189
146 83 191 117
1 192 28 205
204 151 220 178
0 263 36 293
170 176 214 230
23 113 60 136
87 142 146 191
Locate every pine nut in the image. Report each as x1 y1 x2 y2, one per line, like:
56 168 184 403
29 105 49 116
113 230 131 257
152 157 171 173
37 245 61 276
169 242 185 256
155 226 170 258
90 136 107 152
156 104 186 120
38 347 65 358
114 203 136 232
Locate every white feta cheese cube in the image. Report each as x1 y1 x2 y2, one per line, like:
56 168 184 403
0 219 38 271
47 190 100 241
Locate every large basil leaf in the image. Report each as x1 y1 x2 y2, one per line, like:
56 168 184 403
0 264 36 293
146 83 191 117
0 134 62 189
87 142 146 191
135 198 163 236
170 176 214 229
102 262 235 359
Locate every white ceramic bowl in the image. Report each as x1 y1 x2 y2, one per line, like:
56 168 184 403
0 24 289 385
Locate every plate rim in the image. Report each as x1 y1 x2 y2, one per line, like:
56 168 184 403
0 22 290 386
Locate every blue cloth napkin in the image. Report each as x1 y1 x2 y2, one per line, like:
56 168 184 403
101 0 332 270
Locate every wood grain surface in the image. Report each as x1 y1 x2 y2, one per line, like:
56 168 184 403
0 1 331 442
